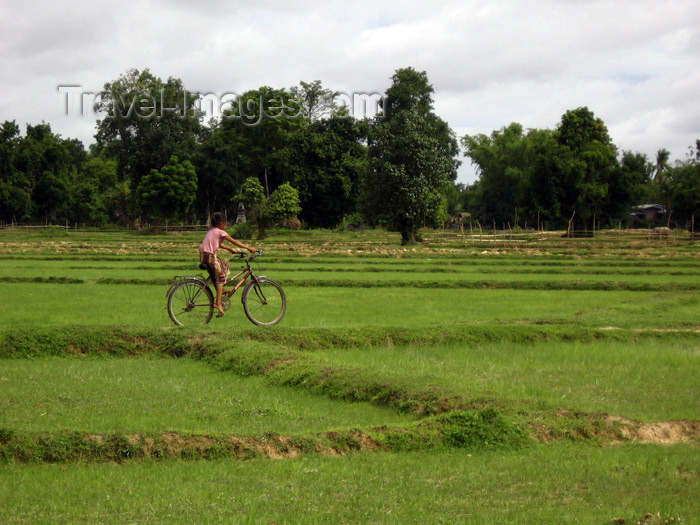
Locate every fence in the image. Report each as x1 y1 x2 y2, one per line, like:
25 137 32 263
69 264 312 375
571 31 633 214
0 222 208 233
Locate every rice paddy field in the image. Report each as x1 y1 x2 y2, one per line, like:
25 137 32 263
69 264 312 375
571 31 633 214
0 226 698 524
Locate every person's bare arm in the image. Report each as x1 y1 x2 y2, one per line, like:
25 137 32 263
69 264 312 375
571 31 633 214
224 235 256 253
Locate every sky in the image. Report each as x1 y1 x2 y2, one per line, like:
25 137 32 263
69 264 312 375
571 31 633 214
1 0 699 184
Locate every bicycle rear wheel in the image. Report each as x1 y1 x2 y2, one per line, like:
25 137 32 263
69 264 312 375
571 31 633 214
167 280 214 326
242 278 286 326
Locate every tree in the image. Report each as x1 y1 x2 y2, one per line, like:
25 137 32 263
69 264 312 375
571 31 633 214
654 148 671 182
237 177 301 239
362 67 458 244
461 122 531 226
266 182 302 223
283 111 368 228
135 156 197 223
607 151 651 225
94 68 201 195
70 156 118 224
554 107 618 230
0 120 31 222
519 128 568 228
13 123 82 223
462 109 636 230
289 80 339 121
193 123 247 220
221 86 304 197
666 140 700 228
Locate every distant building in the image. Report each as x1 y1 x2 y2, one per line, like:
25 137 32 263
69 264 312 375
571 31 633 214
235 203 246 224
632 204 666 221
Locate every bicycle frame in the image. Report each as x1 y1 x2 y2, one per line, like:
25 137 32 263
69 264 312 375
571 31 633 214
221 264 257 299
207 251 267 305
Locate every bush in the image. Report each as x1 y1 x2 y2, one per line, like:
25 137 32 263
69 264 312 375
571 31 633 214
336 213 365 232
136 226 166 236
229 221 256 240
39 225 69 237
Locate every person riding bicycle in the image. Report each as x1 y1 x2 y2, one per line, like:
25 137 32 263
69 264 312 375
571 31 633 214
199 212 256 316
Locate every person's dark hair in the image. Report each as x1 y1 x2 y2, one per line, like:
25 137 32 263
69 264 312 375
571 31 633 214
211 212 225 227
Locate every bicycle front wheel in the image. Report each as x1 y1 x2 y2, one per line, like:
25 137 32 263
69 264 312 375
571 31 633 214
242 278 286 327
167 280 214 326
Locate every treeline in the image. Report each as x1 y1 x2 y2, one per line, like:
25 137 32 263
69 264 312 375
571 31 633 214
1 67 698 234
461 111 700 230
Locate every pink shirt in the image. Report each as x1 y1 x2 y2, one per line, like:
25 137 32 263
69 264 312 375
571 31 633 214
199 227 228 254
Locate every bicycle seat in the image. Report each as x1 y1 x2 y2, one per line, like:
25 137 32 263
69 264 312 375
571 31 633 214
199 261 216 281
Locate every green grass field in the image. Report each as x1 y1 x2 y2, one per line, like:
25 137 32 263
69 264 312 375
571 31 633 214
0 227 698 524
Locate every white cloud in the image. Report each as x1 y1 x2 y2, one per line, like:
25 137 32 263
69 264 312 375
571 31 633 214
1 0 698 184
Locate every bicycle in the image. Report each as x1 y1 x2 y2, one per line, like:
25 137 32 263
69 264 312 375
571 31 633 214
166 250 286 327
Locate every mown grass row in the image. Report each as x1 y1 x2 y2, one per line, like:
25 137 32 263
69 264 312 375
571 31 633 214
2 275 699 291
1 251 699 263
4 261 700 275
1 250 698 264
1 228 697 255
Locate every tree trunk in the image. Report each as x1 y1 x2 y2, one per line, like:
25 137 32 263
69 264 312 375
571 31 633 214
401 228 418 245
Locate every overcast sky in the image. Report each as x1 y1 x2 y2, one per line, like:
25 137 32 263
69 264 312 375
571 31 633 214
1 0 698 184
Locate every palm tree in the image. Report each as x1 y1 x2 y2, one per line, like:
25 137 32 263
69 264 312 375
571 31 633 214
654 148 670 182
654 148 672 226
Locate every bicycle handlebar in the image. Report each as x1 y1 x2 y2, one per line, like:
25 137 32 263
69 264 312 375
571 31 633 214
235 249 264 261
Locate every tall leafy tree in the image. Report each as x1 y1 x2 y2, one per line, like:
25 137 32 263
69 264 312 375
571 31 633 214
463 109 639 230
606 151 652 225
462 122 531 226
13 123 82 223
362 67 458 244
666 140 700 228
283 111 368 228
554 107 618 229
519 128 568 228
221 86 303 197
0 120 31 222
136 156 197 223
94 68 201 194
70 156 118 225
289 80 339 121
193 123 247 221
